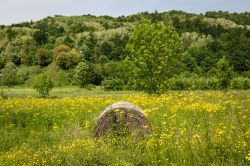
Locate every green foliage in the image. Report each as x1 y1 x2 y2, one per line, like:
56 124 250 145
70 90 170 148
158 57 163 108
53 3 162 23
127 23 182 93
194 77 220 90
102 60 132 85
82 33 97 61
63 36 74 48
0 54 5 69
33 30 48 45
33 74 53 97
1 65 41 86
108 33 129 60
73 62 92 88
45 63 69 86
102 77 124 91
205 11 250 25
55 48 80 70
181 32 213 49
52 44 71 61
3 36 36 65
165 77 193 91
17 64 66 87
89 63 104 85
0 92 249 165
229 77 250 89
1 62 18 86
0 88 8 99
164 76 219 90
241 71 250 78
181 52 198 73
16 65 33 84
0 11 249 90
216 57 234 89
99 41 113 57
186 46 220 73
18 66 42 86
6 28 18 41
36 48 51 66
222 29 250 73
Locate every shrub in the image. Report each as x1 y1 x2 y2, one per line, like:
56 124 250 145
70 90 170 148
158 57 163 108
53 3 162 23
22 66 42 86
73 62 92 88
241 71 250 78
229 77 250 89
0 88 8 99
194 77 219 90
15 65 42 85
102 77 124 91
85 84 96 90
216 57 233 89
66 69 77 86
164 77 219 91
1 62 18 86
89 63 104 85
33 74 53 98
46 63 69 86
102 61 132 86
16 65 31 84
165 77 193 90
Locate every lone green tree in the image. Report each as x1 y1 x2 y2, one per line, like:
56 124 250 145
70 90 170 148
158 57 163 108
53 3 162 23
127 23 182 93
34 74 53 98
73 62 92 88
216 57 234 89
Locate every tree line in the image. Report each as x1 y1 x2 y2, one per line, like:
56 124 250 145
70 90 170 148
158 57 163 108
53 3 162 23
0 10 249 92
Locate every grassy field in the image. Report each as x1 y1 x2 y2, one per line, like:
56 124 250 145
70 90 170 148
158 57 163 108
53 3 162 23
0 86 140 98
0 89 249 165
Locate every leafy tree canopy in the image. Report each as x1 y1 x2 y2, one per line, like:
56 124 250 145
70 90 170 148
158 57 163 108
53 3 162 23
127 23 182 93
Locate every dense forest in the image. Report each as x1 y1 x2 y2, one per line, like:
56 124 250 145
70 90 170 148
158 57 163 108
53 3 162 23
0 10 250 91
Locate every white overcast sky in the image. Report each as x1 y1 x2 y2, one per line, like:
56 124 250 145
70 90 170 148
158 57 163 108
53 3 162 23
1 0 250 25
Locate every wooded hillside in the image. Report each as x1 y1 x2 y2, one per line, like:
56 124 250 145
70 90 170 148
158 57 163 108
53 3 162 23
0 10 250 90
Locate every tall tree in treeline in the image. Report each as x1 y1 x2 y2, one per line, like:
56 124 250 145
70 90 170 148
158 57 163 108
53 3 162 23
127 23 182 94
52 44 80 70
36 48 51 67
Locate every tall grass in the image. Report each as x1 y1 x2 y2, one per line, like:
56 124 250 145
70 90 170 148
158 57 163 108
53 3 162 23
0 91 249 165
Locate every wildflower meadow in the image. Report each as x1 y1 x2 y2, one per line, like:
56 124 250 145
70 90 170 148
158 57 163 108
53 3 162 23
0 91 249 165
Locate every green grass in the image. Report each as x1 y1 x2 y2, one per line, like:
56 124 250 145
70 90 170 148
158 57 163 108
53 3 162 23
0 86 140 98
0 91 249 165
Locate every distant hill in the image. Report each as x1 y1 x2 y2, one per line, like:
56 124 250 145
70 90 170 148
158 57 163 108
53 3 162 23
0 10 250 87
